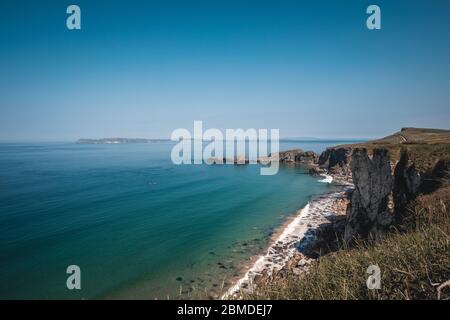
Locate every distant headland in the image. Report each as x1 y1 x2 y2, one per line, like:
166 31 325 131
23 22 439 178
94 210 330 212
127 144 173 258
76 138 170 144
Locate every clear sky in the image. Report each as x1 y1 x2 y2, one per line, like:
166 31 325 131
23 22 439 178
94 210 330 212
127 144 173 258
1 0 449 141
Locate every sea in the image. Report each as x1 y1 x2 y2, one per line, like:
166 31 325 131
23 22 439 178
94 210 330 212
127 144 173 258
0 140 360 299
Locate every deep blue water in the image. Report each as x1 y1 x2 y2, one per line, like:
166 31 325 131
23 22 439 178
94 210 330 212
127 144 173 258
0 140 356 299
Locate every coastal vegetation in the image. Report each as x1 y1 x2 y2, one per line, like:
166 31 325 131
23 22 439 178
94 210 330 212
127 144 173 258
245 188 449 299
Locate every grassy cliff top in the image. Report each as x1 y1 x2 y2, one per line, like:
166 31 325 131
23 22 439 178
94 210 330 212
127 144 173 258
335 128 450 171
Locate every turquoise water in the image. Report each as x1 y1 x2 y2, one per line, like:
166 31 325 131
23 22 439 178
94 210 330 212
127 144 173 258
0 141 353 299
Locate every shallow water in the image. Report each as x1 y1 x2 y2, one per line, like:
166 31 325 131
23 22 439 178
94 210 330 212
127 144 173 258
0 140 358 299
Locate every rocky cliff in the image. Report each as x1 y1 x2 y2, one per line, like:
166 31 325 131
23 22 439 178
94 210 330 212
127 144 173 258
244 128 450 300
276 149 318 164
344 148 394 242
277 128 449 243
318 147 353 182
339 128 450 243
392 151 423 225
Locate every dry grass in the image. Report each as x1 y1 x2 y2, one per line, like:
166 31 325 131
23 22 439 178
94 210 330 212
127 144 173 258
333 128 450 168
244 189 450 300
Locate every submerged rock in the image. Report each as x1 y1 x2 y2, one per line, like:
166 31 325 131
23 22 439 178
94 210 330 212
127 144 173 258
308 166 325 176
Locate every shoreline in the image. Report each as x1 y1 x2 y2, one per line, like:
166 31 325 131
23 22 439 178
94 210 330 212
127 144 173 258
222 176 352 299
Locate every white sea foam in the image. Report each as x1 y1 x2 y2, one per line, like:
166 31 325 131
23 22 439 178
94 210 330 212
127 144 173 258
222 189 349 299
318 174 333 183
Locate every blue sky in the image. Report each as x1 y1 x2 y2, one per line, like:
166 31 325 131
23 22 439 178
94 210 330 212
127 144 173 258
1 0 449 141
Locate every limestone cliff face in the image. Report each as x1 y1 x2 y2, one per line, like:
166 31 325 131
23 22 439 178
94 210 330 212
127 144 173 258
344 149 394 243
393 151 422 224
342 148 447 243
315 128 450 243
318 147 352 181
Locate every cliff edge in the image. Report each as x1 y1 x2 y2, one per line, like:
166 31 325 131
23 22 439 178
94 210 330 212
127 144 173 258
245 127 450 300
305 128 450 242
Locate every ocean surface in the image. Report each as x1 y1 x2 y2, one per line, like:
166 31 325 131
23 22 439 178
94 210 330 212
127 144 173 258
0 140 360 299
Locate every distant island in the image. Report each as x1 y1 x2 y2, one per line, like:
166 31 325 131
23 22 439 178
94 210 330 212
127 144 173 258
76 138 170 144
77 137 365 145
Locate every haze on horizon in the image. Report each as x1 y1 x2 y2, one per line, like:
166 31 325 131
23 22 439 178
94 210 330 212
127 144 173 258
1 0 449 142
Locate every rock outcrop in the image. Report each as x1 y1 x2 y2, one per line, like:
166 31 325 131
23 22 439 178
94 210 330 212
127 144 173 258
419 157 450 193
318 147 352 182
308 166 325 176
344 149 394 243
317 128 450 243
276 149 318 164
393 151 422 224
